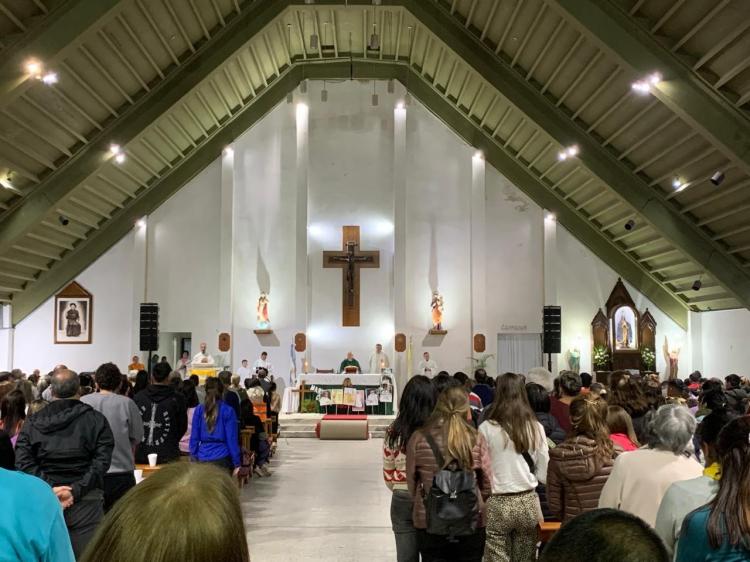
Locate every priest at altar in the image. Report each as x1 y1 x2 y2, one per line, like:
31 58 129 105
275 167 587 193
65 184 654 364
368 344 390 374
339 352 361 373
192 342 216 366
417 352 438 378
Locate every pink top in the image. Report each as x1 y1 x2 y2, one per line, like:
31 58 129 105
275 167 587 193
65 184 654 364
610 432 638 452
180 407 196 454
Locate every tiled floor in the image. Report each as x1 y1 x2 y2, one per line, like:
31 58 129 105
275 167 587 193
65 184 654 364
242 438 396 561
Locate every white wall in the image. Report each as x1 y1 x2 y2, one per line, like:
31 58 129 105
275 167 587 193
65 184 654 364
12 233 136 373
700 309 750 377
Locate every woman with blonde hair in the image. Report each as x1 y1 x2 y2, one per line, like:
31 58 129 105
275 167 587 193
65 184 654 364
407 385 491 561
480 372 549 562
547 397 619 524
80 463 250 562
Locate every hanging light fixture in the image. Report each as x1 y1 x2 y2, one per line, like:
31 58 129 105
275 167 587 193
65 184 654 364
321 80 328 102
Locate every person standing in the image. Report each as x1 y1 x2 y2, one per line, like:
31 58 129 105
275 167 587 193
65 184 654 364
133 362 188 465
416 352 438 378
192 343 215 366
480 373 550 562
81 363 144 512
237 359 252 385
369 344 390 374
128 355 145 372
253 351 273 376
189 378 241 476
339 352 361 374
15 370 114 558
383 375 436 562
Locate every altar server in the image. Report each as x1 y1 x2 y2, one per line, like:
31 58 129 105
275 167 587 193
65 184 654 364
369 344 390 374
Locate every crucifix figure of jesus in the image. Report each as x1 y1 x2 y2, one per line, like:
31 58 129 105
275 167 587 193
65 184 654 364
323 226 380 326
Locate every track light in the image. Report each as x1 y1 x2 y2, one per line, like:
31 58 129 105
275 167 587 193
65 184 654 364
59 215 69 226
558 145 579 161
631 72 662 94
710 171 725 186
692 279 702 291
624 219 636 231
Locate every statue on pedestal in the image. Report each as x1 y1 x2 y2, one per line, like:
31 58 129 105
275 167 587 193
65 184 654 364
431 291 444 331
663 336 681 380
257 292 270 329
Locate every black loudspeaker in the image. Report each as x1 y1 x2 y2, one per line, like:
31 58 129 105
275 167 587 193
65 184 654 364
139 303 159 352
543 306 561 354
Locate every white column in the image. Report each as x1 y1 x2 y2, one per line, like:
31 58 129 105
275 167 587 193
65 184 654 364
393 101 407 390
470 152 488 361
131 220 148 361
0 304 13 370
543 211 559 374
218 147 235 337
295 102 310 367
688 310 702 376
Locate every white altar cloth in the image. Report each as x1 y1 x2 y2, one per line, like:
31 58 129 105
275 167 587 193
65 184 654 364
281 373 398 414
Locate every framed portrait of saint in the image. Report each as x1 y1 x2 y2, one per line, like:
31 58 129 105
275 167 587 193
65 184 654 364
613 306 637 351
54 281 92 344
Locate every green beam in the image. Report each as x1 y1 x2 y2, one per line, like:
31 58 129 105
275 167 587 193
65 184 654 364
404 0 750 310
555 0 750 177
0 0 123 102
11 58 688 328
0 0 290 256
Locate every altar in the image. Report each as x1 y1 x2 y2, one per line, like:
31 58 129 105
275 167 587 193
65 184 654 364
281 373 398 415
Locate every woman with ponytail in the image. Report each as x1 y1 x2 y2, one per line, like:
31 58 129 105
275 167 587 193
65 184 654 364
189 377 241 476
480 372 550 562
406 385 491 561
676 415 750 561
547 396 619 524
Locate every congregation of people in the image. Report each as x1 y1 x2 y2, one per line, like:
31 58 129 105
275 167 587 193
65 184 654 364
383 367 750 561
0 353 282 561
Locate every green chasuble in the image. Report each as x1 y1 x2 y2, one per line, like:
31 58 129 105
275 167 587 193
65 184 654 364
339 358 361 373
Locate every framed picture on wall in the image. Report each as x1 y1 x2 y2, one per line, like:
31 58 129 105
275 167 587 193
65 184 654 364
54 281 93 344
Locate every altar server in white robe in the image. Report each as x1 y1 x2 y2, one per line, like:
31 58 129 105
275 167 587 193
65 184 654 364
368 344 390 373
192 342 215 366
253 351 273 375
417 351 438 378
237 359 252 384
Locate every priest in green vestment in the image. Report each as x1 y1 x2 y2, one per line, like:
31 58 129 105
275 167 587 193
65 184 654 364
339 352 361 374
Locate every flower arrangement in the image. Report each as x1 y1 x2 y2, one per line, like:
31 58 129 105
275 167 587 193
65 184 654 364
641 347 656 371
593 345 610 370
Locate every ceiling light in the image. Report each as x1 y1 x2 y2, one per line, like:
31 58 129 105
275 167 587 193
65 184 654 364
286 92 293 104
710 171 725 186
473 151 483 161
300 80 307 94
395 101 404 110
692 279 702 291
58 215 69 226
624 219 636 231
41 72 58 85
672 177 685 190
558 145 579 161
631 72 662 94
223 146 234 157
371 93 379 106
545 212 556 222
114 153 126 164
369 28 380 50
109 144 121 155
136 218 147 229
387 79 394 94
321 88 328 102
25 60 42 78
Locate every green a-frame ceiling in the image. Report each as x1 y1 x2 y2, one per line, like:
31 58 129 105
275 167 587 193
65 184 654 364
2 0 750 329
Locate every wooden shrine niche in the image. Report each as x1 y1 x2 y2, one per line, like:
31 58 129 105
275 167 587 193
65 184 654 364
591 278 657 373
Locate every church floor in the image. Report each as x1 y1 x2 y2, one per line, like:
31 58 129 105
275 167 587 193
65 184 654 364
242 438 396 561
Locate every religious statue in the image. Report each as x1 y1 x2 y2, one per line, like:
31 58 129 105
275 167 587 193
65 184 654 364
614 306 636 350
257 292 270 329
431 291 444 331
567 348 580 374
663 336 681 381
65 303 81 337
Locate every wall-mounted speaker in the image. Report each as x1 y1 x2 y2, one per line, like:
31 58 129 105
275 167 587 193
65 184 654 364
218 332 231 352
139 303 159 352
543 306 562 354
294 332 306 353
473 334 486 353
395 333 406 353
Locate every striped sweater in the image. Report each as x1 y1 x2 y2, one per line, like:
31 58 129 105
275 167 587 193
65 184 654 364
383 429 408 491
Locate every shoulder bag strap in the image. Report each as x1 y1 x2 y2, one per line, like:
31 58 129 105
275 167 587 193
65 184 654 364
423 432 446 468
521 451 536 474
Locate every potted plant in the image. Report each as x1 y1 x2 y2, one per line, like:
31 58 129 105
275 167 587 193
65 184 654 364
593 345 610 371
641 347 656 372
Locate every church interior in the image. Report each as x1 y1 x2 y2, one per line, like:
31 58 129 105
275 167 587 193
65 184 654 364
1 1 750 561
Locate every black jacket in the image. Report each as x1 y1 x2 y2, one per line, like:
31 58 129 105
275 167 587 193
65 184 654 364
133 384 187 464
726 388 748 415
536 412 567 445
15 399 114 501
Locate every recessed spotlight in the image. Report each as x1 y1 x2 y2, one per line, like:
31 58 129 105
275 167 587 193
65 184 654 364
692 279 702 291
25 60 42 77
631 72 662 94
710 171 725 186
624 219 636 231
114 153 126 164
58 215 69 226
41 72 58 85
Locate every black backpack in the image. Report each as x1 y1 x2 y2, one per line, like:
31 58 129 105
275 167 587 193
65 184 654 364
423 432 479 541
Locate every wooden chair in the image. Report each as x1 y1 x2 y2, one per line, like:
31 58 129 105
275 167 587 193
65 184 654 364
538 521 561 544
238 428 256 488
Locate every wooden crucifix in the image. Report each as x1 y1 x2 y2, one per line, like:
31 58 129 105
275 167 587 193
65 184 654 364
323 226 380 327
